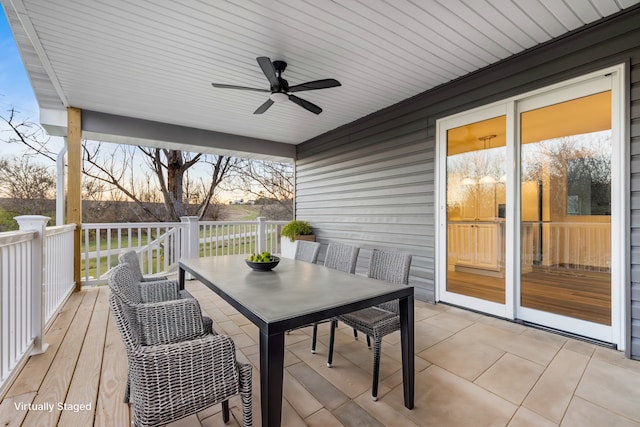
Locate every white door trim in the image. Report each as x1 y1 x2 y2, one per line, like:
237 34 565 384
436 64 627 348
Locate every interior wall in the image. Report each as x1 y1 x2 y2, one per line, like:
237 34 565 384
296 7 640 357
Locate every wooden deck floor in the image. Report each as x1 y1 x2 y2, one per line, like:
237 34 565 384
1 281 640 426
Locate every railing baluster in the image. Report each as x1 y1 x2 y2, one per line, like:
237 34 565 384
1 247 9 379
9 243 16 367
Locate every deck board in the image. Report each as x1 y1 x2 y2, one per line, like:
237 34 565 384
59 287 110 426
94 296 130 427
5 291 85 397
0 391 35 426
22 288 98 426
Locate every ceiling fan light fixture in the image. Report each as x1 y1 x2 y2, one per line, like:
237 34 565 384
270 92 289 103
211 57 340 114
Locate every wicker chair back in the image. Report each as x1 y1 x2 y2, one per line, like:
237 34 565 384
108 263 144 304
324 243 360 273
294 240 321 263
368 249 412 285
118 250 145 282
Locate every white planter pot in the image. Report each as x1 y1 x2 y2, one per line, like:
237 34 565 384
280 239 297 259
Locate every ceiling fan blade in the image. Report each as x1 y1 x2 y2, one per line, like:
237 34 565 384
289 94 322 115
211 83 270 92
253 98 274 114
256 57 279 89
288 79 341 93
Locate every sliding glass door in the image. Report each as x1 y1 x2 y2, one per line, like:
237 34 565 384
517 82 615 340
438 67 624 344
441 106 509 317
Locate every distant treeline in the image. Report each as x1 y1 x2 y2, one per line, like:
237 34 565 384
0 198 223 231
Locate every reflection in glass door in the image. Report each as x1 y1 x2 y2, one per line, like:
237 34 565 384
446 115 506 306
519 91 612 326
439 68 623 345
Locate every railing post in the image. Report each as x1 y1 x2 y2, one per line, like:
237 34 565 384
180 216 200 259
180 216 200 280
15 215 50 355
257 217 266 254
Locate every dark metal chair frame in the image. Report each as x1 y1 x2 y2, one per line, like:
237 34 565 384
326 249 412 401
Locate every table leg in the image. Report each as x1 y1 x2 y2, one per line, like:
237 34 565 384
260 330 285 426
178 267 185 291
399 294 415 409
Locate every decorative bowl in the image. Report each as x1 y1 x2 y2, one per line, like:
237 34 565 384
245 256 280 271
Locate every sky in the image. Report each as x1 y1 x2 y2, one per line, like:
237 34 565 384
0 9 65 160
0 10 37 115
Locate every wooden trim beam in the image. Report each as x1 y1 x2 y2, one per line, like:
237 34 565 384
67 107 82 291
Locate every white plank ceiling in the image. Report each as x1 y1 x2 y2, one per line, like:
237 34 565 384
4 0 640 148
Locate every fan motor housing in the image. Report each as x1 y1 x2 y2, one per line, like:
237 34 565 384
273 60 287 73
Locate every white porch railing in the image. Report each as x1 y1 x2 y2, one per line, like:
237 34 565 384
199 218 285 257
81 221 185 284
81 217 288 284
44 224 78 322
0 216 75 398
0 215 285 396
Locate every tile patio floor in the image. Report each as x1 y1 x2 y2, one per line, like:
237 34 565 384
1 280 639 426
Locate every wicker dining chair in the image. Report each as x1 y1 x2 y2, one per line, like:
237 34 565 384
294 240 321 263
118 250 197 299
109 291 253 427
323 242 360 274
119 250 168 282
286 240 322 338
108 263 214 336
326 249 412 401
308 242 360 353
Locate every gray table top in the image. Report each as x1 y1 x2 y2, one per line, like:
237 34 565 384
180 255 413 328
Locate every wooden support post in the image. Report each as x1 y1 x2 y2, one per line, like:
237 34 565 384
67 107 82 291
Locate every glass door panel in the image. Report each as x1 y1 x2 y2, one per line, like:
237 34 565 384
446 116 506 304
519 91 612 325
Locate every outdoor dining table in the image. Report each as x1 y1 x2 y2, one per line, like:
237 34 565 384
178 254 414 427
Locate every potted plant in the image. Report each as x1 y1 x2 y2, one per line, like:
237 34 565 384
281 220 314 242
280 220 315 258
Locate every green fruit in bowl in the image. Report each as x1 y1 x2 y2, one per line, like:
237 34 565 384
248 252 273 262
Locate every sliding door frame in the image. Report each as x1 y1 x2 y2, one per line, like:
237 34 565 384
435 64 627 348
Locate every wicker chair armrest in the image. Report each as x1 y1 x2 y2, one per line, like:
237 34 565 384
203 316 215 334
129 334 246 424
140 275 169 282
132 298 208 345
139 279 180 302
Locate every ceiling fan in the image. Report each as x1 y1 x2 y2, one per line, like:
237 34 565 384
211 57 341 115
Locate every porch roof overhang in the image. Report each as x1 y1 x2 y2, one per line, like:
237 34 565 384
3 0 640 162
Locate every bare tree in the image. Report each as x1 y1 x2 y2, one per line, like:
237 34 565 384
0 156 55 199
82 142 237 221
1 108 56 161
230 159 294 219
139 147 237 220
2 106 255 222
